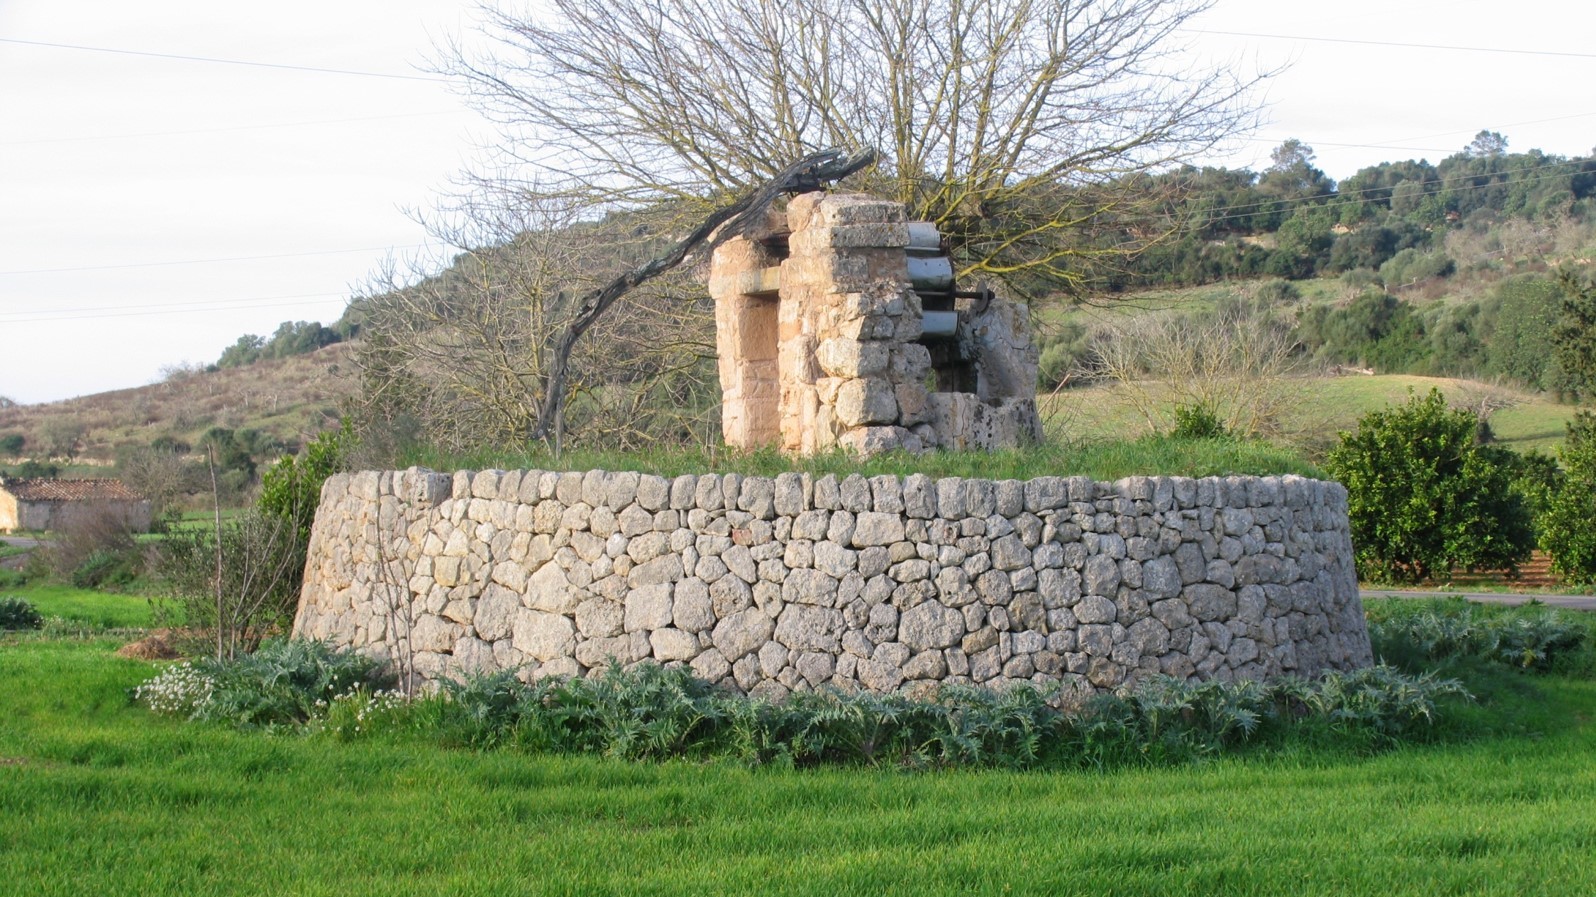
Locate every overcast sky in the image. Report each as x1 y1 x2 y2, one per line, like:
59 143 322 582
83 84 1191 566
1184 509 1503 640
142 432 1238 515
2 0 1593 405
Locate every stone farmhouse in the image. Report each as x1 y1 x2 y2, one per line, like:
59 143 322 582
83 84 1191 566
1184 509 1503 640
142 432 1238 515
0 476 152 534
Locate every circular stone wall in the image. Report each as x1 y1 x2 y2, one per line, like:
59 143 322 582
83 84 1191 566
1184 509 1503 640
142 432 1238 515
293 468 1372 700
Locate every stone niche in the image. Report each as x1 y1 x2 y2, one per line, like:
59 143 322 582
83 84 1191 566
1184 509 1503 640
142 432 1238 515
709 192 1042 456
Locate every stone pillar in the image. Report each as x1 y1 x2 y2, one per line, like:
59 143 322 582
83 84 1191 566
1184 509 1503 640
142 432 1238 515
781 192 935 455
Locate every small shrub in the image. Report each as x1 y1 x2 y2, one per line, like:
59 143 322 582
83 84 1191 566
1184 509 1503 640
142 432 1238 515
136 639 394 726
0 596 44 630
41 505 142 588
317 688 411 740
1541 412 1596 586
135 661 217 717
1325 389 1535 583
71 547 140 590
1170 402 1229 440
1273 665 1469 738
1368 599 1590 673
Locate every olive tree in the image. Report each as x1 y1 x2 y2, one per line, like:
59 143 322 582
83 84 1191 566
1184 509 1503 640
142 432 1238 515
441 0 1266 294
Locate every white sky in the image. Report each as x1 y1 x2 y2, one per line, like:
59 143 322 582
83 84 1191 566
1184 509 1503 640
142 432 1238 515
2 0 1593 405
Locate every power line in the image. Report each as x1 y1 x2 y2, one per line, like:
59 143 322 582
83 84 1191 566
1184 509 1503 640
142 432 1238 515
0 36 446 81
0 291 349 320
0 110 463 147
1184 29 1596 60
0 244 435 276
1 294 351 325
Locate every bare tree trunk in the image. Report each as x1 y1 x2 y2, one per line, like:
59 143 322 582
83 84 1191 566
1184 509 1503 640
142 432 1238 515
207 445 225 660
528 147 875 443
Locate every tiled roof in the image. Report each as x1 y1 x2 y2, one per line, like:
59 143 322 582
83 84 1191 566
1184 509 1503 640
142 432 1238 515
0 478 146 503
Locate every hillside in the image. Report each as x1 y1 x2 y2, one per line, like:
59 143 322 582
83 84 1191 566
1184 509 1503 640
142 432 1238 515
0 343 357 468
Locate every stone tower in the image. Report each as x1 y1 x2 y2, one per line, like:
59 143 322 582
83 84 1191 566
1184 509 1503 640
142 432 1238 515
709 192 1041 456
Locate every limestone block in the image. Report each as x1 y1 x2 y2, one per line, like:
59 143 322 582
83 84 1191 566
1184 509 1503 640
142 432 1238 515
575 597 624 639
524 562 579 615
624 583 674 632
816 338 890 378
474 584 522 641
512 609 575 661
774 604 845 652
899 601 965 652
711 608 775 662
651 628 700 662
851 511 906 547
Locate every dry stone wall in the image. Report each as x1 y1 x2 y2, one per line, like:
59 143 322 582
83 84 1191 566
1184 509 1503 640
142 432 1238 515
293 468 1372 700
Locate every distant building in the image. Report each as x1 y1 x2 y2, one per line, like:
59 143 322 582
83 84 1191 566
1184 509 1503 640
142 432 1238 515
0 477 152 534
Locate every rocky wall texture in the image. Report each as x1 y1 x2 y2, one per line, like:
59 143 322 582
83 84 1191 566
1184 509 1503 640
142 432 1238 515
293 468 1372 700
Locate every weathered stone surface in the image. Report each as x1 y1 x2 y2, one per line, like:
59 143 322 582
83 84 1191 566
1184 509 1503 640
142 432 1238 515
711 608 775 662
525 562 579 614
474 584 521 641
650 628 699 662
512 609 575 661
775 604 845 652
851 511 906 547
296 467 1371 699
899 601 965 652
624 583 674 632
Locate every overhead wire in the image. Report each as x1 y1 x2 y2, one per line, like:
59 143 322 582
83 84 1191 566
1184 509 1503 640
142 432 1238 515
0 36 445 81
1183 29 1596 60
0 244 438 277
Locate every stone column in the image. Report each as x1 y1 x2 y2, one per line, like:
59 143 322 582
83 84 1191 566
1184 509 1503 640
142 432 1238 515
780 193 935 454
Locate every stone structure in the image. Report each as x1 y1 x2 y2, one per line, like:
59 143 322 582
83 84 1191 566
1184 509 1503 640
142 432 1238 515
0 476 152 534
709 192 1041 456
293 467 1372 701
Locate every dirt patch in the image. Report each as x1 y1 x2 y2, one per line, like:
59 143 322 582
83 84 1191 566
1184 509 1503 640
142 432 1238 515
1444 552 1565 592
117 631 183 661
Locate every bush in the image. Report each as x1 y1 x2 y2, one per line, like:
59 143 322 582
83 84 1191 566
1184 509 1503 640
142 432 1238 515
1367 599 1591 673
1169 402 1229 440
137 639 394 726
40 506 142 589
1326 389 1536 583
137 652 1473 768
1541 412 1596 586
148 510 315 659
0 596 43 630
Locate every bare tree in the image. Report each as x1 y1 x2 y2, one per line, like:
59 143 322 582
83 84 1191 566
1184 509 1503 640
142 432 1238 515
1088 299 1301 438
355 149 872 452
441 0 1265 294
117 445 191 521
351 194 720 455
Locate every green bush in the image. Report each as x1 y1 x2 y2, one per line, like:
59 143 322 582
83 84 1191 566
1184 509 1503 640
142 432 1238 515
1367 599 1591 673
0 596 43 630
1169 402 1229 440
1325 389 1535 583
137 639 394 726
138 650 1473 769
1541 412 1596 585
70 547 140 590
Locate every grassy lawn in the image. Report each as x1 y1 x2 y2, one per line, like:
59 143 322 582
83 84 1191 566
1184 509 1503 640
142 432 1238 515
402 435 1319 483
2 583 161 629
1044 374 1580 456
2 600 1594 895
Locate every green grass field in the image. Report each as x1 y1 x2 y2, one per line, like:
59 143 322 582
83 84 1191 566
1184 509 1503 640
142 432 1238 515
3 594 1595 895
6 583 161 629
1044 374 1582 457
